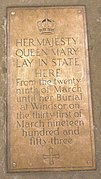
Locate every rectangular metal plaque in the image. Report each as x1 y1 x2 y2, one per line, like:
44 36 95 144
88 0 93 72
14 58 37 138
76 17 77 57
7 6 95 172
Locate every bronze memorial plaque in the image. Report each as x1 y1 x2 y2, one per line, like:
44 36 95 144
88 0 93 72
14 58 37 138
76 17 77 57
7 7 95 172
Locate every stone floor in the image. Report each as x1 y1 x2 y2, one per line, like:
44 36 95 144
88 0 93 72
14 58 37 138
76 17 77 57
0 0 101 178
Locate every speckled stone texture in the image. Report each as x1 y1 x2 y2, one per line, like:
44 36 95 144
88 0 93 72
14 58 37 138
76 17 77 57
0 0 101 178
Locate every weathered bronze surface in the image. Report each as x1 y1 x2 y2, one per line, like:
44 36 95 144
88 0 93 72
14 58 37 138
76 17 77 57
7 7 95 172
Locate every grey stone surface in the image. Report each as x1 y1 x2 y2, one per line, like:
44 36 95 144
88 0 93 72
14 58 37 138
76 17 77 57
0 0 101 178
